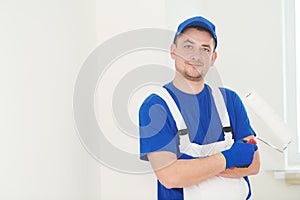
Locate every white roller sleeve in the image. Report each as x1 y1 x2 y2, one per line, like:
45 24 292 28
243 91 293 152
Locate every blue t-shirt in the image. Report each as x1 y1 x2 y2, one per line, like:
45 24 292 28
139 82 256 200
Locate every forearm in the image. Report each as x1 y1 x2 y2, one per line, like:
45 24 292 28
148 138 259 188
151 152 226 188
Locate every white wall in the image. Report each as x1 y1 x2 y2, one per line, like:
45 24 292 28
2 0 300 199
95 1 167 199
0 0 101 199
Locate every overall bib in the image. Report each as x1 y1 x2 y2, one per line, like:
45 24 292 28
154 86 249 200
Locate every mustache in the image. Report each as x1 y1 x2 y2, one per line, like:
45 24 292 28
185 61 204 66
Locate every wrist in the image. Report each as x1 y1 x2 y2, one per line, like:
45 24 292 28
219 152 227 170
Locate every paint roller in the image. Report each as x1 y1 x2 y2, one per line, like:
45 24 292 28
243 91 294 153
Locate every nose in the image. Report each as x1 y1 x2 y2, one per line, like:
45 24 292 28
191 52 203 62
190 48 206 62
191 55 200 61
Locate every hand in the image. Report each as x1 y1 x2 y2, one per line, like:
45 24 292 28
221 140 258 169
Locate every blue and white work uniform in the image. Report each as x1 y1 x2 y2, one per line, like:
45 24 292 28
139 82 256 200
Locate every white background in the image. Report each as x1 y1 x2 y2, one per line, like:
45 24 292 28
1 0 300 199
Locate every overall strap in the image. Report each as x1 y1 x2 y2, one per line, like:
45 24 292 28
210 86 232 134
154 87 187 132
153 86 233 157
154 86 231 133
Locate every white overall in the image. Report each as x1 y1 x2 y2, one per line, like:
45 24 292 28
154 86 249 200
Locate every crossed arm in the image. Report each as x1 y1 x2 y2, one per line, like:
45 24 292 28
147 135 260 189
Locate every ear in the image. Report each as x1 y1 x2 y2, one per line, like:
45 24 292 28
170 44 176 60
210 51 217 66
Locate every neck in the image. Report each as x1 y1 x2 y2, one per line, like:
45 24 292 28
172 73 205 94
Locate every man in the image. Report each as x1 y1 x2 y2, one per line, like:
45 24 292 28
139 16 260 200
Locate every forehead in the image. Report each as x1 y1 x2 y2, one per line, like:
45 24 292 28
177 27 214 45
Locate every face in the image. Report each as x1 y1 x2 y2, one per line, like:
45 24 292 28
171 28 217 82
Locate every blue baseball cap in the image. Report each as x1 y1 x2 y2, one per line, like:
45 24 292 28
175 16 218 49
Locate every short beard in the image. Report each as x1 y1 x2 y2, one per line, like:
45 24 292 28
183 72 204 82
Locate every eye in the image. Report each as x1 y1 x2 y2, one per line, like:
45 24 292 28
184 45 193 49
202 47 210 53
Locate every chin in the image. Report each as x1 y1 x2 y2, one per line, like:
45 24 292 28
184 74 203 82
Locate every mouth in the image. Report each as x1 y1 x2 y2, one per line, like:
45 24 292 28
185 61 203 68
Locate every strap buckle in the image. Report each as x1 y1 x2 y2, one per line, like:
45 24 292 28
222 126 232 133
177 129 189 136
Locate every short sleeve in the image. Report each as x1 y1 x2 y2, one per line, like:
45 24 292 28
224 89 256 141
139 94 179 161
